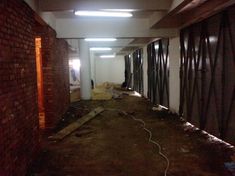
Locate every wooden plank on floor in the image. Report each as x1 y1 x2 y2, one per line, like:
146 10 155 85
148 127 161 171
49 107 105 141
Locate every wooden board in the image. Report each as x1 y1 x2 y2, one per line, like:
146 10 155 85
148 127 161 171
49 107 105 141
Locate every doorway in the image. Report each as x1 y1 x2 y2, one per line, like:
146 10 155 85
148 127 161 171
69 58 81 102
35 37 45 129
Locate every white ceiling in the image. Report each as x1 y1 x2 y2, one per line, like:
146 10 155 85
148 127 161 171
39 0 172 11
36 0 184 55
37 0 224 55
66 38 135 56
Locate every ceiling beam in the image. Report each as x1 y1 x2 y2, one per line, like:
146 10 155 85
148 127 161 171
24 0 39 12
150 0 193 28
169 0 185 11
181 0 235 28
40 0 172 11
149 11 167 28
151 0 235 29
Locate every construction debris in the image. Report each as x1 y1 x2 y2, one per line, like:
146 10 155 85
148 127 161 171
48 107 104 141
92 82 122 100
92 88 113 100
152 105 169 112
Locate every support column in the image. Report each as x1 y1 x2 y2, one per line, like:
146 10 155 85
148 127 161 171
79 39 91 100
143 45 148 98
169 37 180 113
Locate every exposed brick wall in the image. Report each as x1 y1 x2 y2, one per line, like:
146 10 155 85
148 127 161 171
53 39 70 124
0 0 39 175
0 0 70 175
35 26 70 129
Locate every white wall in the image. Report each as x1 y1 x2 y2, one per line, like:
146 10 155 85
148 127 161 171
95 55 125 85
169 37 180 113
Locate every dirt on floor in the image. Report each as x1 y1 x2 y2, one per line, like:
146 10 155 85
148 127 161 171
28 92 235 176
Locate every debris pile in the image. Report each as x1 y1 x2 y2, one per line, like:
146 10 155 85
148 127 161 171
92 82 123 100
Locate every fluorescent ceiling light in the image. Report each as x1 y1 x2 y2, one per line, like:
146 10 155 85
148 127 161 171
85 38 117 42
90 47 112 51
101 9 136 12
100 54 115 58
75 11 133 17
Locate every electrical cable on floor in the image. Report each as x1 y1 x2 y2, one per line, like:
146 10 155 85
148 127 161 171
105 108 170 176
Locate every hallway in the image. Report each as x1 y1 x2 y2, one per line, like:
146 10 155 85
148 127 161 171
29 94 233 176
1 0 235 175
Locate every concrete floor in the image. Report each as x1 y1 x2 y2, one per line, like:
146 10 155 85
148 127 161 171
29 93 234 176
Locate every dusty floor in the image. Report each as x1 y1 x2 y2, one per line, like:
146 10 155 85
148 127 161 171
29 93 234 176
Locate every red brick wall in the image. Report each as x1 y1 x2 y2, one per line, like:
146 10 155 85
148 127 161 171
35 26 70 129
0 0 39 175
0 0 70 175
53 39 70 124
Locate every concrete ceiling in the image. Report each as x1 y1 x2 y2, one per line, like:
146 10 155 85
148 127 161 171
39 0 172 11
36 0 178 55
36 0 235 55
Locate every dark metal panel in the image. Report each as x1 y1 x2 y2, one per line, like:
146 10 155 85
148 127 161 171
147 39 169 107
133 49 143 94
147 43 156 103
124 55 132 89
180 6 235 144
